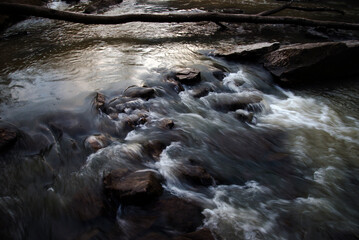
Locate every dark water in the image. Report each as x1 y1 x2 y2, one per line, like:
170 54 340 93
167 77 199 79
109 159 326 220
1 0 359 239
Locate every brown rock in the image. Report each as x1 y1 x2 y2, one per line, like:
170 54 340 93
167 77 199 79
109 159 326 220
175 69 201 85
173 228 215 240
262 41 359 86
0 128 17 152
123 87 155 100
166 78 185 94
94 92 106 111
84 134 110 152
104 169 163 205
179 165 214 186
143 140 167 159
159 119 174 129
216 42 280 61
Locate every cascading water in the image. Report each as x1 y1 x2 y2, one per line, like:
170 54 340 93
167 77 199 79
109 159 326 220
1 0 359 239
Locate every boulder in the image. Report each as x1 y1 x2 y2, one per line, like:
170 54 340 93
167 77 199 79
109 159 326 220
84 134 110 152
215 42 280 61
204 93 262 112
104 169 163 205
173 228 215 240
175 69 201 85
123 87 155 100
0 127 17 152
262 41 359 86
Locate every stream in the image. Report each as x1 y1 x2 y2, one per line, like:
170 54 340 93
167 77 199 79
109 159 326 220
1 0 359 239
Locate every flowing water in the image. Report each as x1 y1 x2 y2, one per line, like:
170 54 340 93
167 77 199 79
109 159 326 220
1 0 359 239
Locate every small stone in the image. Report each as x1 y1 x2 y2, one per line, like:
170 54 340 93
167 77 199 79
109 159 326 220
175 68 201 85
123 87 155 100
159 119 174 129
235 109 254 123
84 134 109 152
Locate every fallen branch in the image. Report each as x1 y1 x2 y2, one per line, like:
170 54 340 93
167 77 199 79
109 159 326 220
0 3 358 30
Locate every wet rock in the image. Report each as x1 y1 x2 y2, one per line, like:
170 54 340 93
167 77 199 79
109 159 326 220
104 169 163 205
123 86 155 100
262 41 359 86
71 189 104 221
159 119 174 129
143 140 167 159
205 93 262 112
173 228 215 240
175 69 201 85
216 42 280 61
153 198 204 233
122 112 148 130
136 232 170 240
84 134 110 152
179 165 214 186
165 78 185 93
94 92 106 111
235 109 254 123
191 86 211 98
0 128 17 152
212 70 226 81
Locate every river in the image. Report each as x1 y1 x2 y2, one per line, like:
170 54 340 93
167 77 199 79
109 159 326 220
0 0 359 239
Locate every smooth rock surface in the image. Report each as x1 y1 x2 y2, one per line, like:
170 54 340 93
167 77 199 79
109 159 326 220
175 69 201 85
216 42 280 60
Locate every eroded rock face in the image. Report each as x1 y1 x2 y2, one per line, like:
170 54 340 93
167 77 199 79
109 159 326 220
262 41 359 86
215 42 280 61
104 169 163 205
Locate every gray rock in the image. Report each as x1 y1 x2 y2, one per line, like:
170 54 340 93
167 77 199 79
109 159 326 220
205 93 262 112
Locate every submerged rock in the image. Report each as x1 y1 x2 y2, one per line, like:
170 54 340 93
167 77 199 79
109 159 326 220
205 93 262 112
262 41 359 86
175 69 201 85
0 128 17 152
215 42 280 61
159 119 174 129
143 140 168 159
104 169 163 205
123 86 155 100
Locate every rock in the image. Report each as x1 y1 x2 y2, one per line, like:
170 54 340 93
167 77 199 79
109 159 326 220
143 140 167 159
191 86 211 98
216 42 280 61
205 93 262 112
123 87 155 100
159 119 174 129
175 69 201 85
84 134 110 152
94 92 106 111
235 109 254 123
165 78 185 93
71 189 104 221
262 41 359 86
153 198 204 233
179 165 214 186
212 70 226 81
83 0 123 14
173 228 215 240
104 169 163 205
136 232 170 240
122 112 148 130
0 128 17 152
